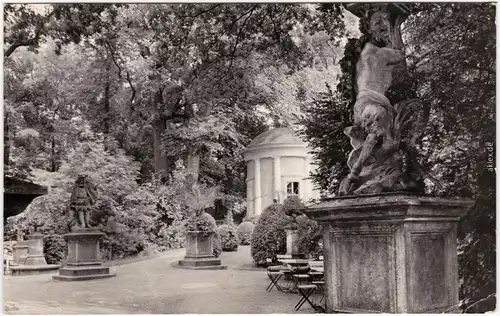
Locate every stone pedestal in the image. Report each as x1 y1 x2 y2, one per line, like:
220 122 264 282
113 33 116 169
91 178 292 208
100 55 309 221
10 233 60 275
303 193 473 313
53 229 115 281
12 242 29 264
24 232 47 265
178 231 227 270
282 224 304 259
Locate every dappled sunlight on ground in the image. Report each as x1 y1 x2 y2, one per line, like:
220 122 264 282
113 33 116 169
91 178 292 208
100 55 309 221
4 246 316 314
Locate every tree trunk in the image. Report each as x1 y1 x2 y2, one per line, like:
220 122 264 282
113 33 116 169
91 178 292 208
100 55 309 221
4 112 10 166
153 117 169 181
103 59 111 134
186 148 200 183
50 137 57 172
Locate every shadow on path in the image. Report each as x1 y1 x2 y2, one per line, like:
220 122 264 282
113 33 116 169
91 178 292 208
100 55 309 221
4 246 316 314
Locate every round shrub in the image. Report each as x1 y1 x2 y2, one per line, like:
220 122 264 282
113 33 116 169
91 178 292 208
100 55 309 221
250 203 290 266
244 215 260 225
237 221 255 245
217 224 239 252
213 230 222 257
283 195 305 213
185 212 216 233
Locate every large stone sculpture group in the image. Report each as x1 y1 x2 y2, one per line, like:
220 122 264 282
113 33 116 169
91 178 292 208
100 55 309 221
339 4 425 196
304 3 473 314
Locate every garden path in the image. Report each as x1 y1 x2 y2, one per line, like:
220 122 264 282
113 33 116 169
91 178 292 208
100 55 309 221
4 246 317 314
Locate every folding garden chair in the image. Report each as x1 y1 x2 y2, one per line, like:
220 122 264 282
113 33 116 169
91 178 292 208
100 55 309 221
295 284 317 311
266 265 283 292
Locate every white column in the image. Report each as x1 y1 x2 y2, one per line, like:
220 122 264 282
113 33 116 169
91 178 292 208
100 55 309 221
254 158 262 215
246 178 254 218
273 156 281 203
303 156 311 202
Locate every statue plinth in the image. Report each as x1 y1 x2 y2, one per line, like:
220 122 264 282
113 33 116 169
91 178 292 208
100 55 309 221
303 193 473 313
53 228 116 281
178 231 227 270
23 232 47 265
12 242 29 265
11 233 60 275
281 223 305 259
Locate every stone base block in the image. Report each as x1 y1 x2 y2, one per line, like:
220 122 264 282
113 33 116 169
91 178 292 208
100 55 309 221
53 228 116 281
53 273 116 281
10 264 60 276
23 255 47 266
178 258 227 270
12 243 29 264
58 266 111 277
53 265 115 281
304 193 473 314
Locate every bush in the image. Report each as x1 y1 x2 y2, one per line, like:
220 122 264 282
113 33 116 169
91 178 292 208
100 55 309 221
44 235 66 264
217 224 239 252
237 221 255 245
283 195 305 213
213 230 222 257
185 212 217 234
244 215 260 225
250 203 290 266
296 215 323 259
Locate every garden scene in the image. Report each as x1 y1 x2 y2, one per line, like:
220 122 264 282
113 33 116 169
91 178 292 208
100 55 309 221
3 3 495 314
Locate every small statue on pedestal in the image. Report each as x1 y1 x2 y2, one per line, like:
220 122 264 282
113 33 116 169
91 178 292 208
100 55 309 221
68 174 97 231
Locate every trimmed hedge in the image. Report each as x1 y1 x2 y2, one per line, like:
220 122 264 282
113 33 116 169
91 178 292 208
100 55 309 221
237 221 255 245
217 224 239 252
250 203 289 266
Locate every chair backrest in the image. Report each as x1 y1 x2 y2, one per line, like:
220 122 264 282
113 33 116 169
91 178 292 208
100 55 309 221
308 260 324 272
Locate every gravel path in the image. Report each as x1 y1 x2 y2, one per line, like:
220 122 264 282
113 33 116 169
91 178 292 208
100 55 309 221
4 246 319 314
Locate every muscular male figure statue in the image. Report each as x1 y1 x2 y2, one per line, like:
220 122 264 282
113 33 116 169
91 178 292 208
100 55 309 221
339 10 406 195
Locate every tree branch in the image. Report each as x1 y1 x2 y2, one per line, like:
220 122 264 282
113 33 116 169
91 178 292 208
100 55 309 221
126 72 137 106
5 37 38 58
464 293 496 313
105 42 123 79
4 11 53 58
216 5 257 84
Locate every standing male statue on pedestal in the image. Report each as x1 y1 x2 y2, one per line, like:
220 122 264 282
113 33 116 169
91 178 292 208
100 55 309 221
54 174 115 281
67 174 97 231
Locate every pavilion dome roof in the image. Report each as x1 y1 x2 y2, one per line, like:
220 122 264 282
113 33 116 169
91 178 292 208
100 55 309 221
247 127 306 149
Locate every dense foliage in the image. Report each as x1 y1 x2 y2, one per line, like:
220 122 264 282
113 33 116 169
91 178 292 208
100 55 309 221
301 3 495 311
250 203 289 266
236 221 255 245
282 196 322 259
217 224 239 252
295 215 322 259
6 136 194 260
